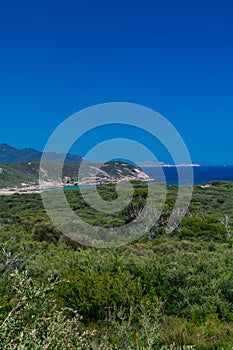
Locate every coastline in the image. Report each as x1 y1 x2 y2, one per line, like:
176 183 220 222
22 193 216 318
0 175 154 196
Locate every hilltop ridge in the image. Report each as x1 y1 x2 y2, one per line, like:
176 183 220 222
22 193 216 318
0 144 83 164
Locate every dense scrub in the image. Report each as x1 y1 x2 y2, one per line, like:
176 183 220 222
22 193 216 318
1 181 233 348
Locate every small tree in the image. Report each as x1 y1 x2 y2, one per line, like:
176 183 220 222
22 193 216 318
221 214 232 240
0 242 23 276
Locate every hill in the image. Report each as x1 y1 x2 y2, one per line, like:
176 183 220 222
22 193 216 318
0 161 150 189
0 144 83 164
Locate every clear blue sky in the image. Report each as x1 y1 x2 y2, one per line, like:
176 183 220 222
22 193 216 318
0 0 233 165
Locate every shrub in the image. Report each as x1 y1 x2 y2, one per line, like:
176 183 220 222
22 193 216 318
32 221 60 244
0 271 96 349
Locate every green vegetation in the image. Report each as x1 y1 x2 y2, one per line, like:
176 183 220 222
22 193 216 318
1 181 233 348
0 163 40 188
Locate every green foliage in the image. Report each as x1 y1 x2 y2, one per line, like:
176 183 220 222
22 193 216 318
1 181 233 347
32 221 60 244
0 271 97 349
180 215 226 241
54 270 146 322
0 271 165 349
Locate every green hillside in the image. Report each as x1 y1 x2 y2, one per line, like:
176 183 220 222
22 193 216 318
0 161 147 188
0 163 40 188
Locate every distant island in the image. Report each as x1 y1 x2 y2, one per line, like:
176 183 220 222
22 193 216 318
138 161 200 167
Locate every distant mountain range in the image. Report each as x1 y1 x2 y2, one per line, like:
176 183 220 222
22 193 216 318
0 144 83 164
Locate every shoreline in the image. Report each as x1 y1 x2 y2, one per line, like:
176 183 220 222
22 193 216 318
0 176 154 196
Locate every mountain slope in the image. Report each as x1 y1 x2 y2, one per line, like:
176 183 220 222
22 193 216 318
0 144 83 164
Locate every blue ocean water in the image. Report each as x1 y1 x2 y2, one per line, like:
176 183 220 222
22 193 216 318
142 166 233 186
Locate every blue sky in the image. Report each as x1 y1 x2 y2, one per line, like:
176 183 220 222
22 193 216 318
0 0 233 164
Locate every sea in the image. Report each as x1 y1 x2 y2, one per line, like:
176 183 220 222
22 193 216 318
142 166 233 186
